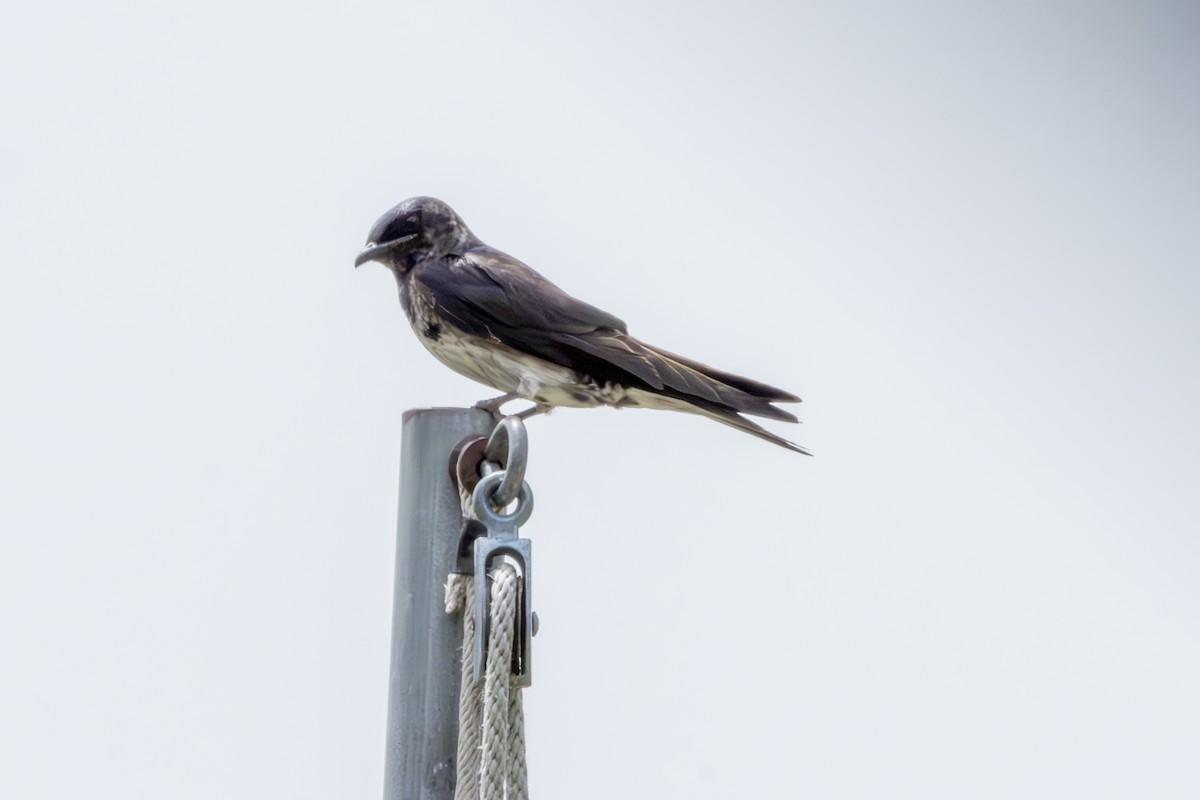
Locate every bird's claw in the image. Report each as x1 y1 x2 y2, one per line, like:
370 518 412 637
473 394 551 422
473 392 519 416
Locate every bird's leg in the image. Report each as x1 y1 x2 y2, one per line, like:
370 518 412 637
503 377 552 421
477 380 551 420
515 404 552 421
473 392 520 415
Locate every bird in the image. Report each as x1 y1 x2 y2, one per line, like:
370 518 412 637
355 196 809 454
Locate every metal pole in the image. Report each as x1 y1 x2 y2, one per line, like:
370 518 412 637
384 407 494 800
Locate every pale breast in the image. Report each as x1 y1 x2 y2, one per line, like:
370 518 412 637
407 299 627 409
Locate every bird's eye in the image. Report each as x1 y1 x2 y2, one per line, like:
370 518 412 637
381 215 421 242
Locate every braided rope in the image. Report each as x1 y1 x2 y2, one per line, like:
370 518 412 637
445 574 482 800
507 685 528 800
479 564 520 800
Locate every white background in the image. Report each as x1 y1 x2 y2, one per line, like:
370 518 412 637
2 2 1198 797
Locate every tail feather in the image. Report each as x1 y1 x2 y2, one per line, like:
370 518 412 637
622 388 811 455
704 408 812 455
562 330 809 454
565 331 800 419
642 343 801 403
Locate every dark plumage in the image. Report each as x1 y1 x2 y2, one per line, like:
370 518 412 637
355 197 809 454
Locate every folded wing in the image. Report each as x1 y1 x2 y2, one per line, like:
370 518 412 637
415 246 806 452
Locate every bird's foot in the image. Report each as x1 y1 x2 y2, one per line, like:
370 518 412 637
474 394 551 422
473 392 520 417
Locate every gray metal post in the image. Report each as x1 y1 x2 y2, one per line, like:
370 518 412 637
384 407 494 800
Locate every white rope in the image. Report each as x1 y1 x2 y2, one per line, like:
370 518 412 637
480 564 527 800
445 573 482 800
446 559 529 800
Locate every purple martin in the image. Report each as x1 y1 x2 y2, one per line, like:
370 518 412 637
355 197 808 454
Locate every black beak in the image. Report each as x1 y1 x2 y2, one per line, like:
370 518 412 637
354 243 379 268
354 234 418 268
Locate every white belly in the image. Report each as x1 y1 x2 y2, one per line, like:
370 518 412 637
411 305 626 409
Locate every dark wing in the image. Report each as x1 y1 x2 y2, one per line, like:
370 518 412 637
416 246 677 387
417 246 627 337
416 246 802 440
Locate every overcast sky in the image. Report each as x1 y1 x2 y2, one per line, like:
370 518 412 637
2 2 1198 798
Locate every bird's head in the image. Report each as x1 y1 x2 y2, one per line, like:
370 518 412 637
354 196 475 271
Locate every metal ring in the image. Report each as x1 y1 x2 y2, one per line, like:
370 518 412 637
450 436 488 496
484 417 528 507
472 471 534 529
